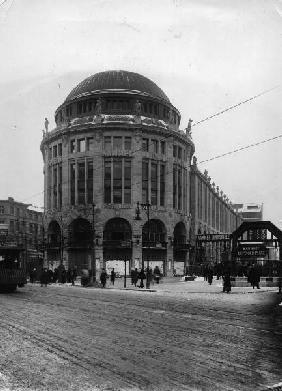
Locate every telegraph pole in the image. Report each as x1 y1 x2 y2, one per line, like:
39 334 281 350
141 201 151 288
91 203 96 283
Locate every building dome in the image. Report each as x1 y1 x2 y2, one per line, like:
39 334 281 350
65 70 170 103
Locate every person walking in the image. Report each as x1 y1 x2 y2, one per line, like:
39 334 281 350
40 268 49 287
153 265 161 284
132 268 139 287
138 268 146 288
207 267 213 285
100 268 108 288
248 264 260 289
222 270 231 293
110 268 116 286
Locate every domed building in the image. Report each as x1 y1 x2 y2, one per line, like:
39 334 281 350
41 70 194 277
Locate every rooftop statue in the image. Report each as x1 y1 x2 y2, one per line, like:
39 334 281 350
186 118 193 137
134 100 142 116
44 118 49 132
192 156 197 166
95 98 102 115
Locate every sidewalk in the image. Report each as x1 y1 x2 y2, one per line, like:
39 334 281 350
104 276 279 295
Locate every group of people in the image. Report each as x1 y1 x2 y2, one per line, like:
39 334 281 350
29 265 77 287
131 266 161 288
202 262 262 293
99 266 162 289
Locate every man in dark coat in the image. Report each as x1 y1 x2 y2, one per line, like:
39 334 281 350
248 265 260 289
40 268 49 287
100 268 108 288
110 269 116 285
138 268 146 288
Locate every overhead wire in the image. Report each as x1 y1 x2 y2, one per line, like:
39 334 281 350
19 84 282 208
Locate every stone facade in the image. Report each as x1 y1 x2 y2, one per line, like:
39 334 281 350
40 70 241 276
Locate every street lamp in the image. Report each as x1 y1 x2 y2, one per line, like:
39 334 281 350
90 203 96 283
140 201 151 288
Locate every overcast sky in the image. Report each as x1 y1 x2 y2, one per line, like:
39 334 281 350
0 0 281 226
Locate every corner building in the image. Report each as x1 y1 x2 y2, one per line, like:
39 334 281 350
41 70 195 276
41 70 241 276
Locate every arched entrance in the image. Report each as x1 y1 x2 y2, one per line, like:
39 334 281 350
142 219 167 275
103 218 132 276
46 220 61 269
173 222 189 276
68 218 92 273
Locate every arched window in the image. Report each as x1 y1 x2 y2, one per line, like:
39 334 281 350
47 221 61 247
103 218 132 242
142 219 166 245
69 218 92 248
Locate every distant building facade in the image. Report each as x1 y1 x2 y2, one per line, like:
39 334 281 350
40 70 241 276
0 197 43 269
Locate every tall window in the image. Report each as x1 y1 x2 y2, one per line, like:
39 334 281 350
178 169 182 210
87 161 93 204
173 145 177 158
70 162 76 205
113 137 122 150
151 162 158 205
0 206 4 214
152 140 158 154
124 159 131 203
160 164 165 206
53 145 57 158
113 159 122 203
86 137 94 151
142 138 149 152
173 167 177 209
70 140 76 154
53 166 57 208
104 136 111 152
77 139 86 153
142 160 149 203
124 137 131 150
58 143 62 156
58 164 62 209
104 158 132 204
104 159 112 203
47 167 51 209
160 141 166 155
77 161 85 204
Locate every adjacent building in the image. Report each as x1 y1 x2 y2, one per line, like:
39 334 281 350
40 70 241 276
0 197 43 270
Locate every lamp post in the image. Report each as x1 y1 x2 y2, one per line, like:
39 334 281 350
90 203 96 283
141 201 151 288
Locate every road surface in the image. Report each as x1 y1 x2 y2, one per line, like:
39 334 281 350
0 281 281 391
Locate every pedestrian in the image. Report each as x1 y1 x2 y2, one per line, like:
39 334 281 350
146 266 153 289
100 268 108 288
222 271 231 293
110 268 116 285
248 264 260 289
153 265 161 284
30 268 37 283
40 268 49 287
138 268 146 288
132 268 139 287
53 267 58 283
68 269 75 286
207 267 213 285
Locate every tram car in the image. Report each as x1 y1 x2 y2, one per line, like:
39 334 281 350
0 246 27 292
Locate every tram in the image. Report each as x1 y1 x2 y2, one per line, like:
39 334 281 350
0 246 27 292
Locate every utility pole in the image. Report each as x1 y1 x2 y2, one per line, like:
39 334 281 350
141 201 151 288
91 203 96 283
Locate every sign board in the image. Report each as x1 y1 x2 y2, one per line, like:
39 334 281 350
197 234 230 241
237 243 266 258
